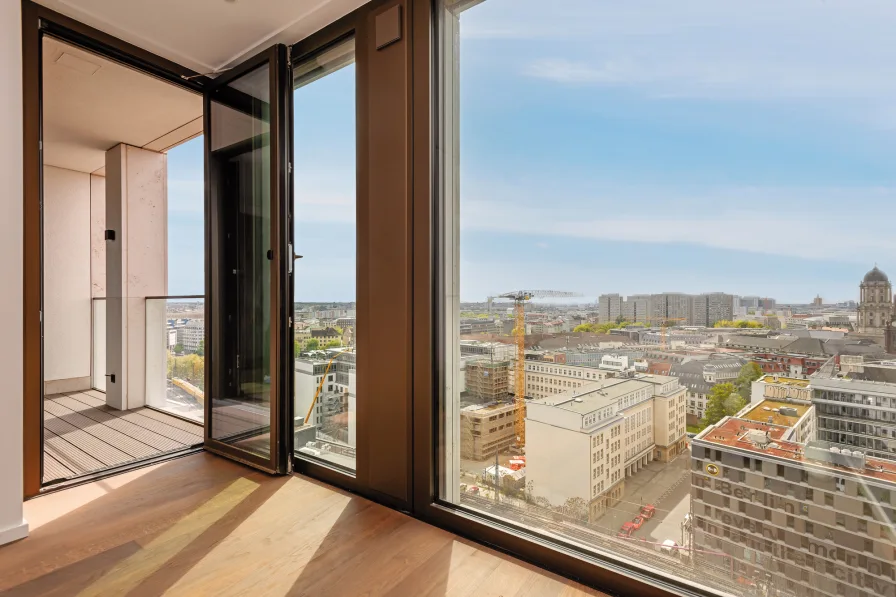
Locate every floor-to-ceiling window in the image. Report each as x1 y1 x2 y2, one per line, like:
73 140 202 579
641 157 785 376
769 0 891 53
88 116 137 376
437 1 896 596
292 38 358 473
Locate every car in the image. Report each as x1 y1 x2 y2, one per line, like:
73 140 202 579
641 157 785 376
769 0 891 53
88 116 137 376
660 539 680 556
617 522 635 538
631 516 645 530
640 504 656 519
468 486 480 495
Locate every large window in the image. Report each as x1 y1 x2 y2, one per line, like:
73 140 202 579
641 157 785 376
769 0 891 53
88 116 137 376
293 38 358 472
438 1 896 596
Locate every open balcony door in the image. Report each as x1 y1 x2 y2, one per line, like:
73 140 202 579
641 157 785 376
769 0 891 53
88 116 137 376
204 45 293 474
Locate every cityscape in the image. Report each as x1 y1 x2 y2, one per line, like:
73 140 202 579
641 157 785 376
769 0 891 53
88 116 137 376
448 266 896 597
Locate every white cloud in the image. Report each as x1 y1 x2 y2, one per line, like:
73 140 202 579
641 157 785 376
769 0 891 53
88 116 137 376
460 184 896 263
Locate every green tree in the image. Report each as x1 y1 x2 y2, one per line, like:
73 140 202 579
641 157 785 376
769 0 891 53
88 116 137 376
701 382 747 427
294 339 302 355
305 338 320 351
324 339 342 349
195 340 204 357
734 362 763 397
573 323 595 333
174 343 184 354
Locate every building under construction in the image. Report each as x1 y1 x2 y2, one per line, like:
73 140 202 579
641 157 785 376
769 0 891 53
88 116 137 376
465 360 511 403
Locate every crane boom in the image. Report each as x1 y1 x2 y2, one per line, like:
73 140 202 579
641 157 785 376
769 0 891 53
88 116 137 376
496 289 582 452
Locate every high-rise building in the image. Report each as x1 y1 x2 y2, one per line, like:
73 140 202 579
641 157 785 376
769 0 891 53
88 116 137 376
693 292 735 327
597 293 622 323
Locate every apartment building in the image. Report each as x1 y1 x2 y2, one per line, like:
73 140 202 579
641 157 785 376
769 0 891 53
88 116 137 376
526 374 687 520
294 352 356 449
671 356 745 421
812 361 896 462
622 294 650 322
693 293 735 327
460 401 521 460
175 318 204 352
692 415 896 597
597 293 622 323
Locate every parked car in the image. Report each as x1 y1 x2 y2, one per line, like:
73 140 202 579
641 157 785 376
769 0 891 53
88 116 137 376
640 504 656 519
617 522 636 538
468 486 480 495
631 515 645 530
660 539 680 556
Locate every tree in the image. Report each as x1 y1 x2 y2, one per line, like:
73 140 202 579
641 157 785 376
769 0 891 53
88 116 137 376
294 339 302 355
305 338 320 351
701 382 747 427
195 340 204 357
734 362 763 397
173 343 184 354
562 497 589 522
573 323 595 333
324 339 342 349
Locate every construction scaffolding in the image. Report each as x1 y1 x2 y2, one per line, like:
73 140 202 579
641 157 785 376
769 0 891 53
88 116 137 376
465 360 511 403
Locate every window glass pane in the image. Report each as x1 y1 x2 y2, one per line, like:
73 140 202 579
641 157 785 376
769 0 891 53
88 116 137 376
439 1 896 595
293 38 357 472
208 62 273 459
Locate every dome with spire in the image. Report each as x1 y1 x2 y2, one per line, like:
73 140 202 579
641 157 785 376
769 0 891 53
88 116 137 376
863 266 889 283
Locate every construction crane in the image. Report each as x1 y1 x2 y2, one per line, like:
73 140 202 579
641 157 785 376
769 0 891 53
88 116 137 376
494 290 582 451
647 316 687 350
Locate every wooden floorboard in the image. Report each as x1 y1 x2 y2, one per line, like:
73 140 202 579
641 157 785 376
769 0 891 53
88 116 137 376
42 392 203 484
5 453 608 597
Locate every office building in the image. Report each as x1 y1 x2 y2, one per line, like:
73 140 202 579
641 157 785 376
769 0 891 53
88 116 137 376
526 374 686 519
597 293 622 323
692 410 896 597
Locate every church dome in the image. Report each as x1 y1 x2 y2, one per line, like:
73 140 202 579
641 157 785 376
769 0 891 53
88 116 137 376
864 266 889 283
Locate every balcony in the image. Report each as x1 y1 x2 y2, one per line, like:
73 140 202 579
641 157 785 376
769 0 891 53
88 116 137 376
43 389 202 484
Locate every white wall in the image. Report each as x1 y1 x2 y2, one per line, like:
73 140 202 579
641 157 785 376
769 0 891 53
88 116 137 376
43 165 92 389
90 174 106 297
0 0 28 546
526 419 590 508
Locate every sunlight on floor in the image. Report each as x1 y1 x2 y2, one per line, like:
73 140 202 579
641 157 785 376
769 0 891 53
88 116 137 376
162 477 352 597
26 462 163 530
76 477 260 597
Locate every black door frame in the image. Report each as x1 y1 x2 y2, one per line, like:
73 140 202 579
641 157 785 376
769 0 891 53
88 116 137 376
202 44 293 474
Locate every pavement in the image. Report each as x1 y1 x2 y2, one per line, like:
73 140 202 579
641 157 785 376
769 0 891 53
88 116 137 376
597 450 692 546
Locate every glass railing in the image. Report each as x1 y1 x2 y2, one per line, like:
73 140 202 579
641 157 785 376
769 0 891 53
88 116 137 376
91 298 106 392
145 296 205 423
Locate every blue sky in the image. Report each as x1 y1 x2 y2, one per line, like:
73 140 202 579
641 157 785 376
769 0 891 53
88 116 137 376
166 0 896 304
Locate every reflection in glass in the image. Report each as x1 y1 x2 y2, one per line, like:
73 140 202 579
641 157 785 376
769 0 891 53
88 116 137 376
208 63 273 459
439 2 896 596
292 38 358 472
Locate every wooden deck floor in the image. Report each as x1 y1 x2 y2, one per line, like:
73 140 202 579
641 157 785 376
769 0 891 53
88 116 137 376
43 390 203 484
3 453 607 597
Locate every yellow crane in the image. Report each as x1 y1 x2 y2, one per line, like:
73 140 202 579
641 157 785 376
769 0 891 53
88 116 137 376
495 290 581 450
304 348 353 426
647 316 687 350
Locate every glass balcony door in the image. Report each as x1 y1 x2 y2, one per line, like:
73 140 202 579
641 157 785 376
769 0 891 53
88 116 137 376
204 45 292 473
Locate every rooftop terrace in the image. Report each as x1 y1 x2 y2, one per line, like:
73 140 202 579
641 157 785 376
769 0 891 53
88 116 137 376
741 399 811 427
697 417 896 485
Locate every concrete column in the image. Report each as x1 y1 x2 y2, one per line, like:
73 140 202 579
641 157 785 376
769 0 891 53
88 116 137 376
105 144 167 411
0 0 28 546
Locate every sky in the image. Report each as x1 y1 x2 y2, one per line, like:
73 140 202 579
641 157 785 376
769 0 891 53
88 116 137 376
166 0 896 304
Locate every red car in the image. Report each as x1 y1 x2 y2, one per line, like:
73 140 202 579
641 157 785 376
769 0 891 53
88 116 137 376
631 516 645 530
640 504 656 519
617 522 635 538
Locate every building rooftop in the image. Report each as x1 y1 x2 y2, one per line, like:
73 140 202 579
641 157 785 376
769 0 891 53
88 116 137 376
461 401 518 414
741 399 810 427
757 375 810 387
697 417 896 485
532 378 652 413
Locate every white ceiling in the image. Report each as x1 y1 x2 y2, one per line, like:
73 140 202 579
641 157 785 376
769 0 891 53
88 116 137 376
34 0 369 75
43 36 203 174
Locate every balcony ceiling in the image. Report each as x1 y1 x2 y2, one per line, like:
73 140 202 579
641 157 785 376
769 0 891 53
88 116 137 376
43 36 202 174
34 0 368 75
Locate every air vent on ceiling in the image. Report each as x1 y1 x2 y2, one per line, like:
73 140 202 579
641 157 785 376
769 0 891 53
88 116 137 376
55 52 101 76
